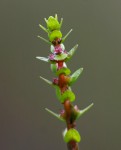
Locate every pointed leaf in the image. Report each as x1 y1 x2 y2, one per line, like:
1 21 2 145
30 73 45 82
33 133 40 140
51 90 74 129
63 128 67 137
62 29 73 42
40 76 52 85
55 14 58 20
44 18 48 24
69 68 83 85
50 63 58 73
45 108 65 122
36 56 49 62
66 44 78 61
54 85 62 101
39 24 48 33
38 35 51 44
76 103 94 119
60 18 63 28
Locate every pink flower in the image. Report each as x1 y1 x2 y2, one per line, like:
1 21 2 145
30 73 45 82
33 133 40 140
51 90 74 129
64 50 68 54
74 105 79 112
54 46 63 54
53 78 59 85
48 54 55 60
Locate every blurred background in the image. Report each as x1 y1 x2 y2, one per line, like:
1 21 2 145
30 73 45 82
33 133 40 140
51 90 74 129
0 0 121 150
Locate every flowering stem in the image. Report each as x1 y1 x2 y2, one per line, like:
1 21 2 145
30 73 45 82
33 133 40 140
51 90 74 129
36 14 93 150
67 142 79 150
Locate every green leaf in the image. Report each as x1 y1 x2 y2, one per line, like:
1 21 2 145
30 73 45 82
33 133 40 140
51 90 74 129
39 24 48 33
66 44 78 61
60 18 63 28
45 108 65 122
64 129 81 143
37 35 51 44
61 90 75 103
76 103 94 119
62 29 73 42
55 14 58 20
54 53 67 61
55 86 62 101
36 56 49 62
39 76 52 85
46 16 60 31
56 67 71 76
50 63 57 73
69 68 83 85
50 45 55 53
48 30 62 42
54 86 75 103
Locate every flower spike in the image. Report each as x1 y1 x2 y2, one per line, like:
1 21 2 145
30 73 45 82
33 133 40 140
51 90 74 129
36 14 93 150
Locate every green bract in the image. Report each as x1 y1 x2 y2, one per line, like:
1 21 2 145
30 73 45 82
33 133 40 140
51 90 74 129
55 86 75 103
45 108 65 122
55 86 61 101
46 16 60 31
76 103 94 119
64 129 81 143
48 30 62 42
51 63 57 73
66 44 78 61
50 45 55 53
36 56 49 62
69 68 83 85
56 67 71 76
39 76 52 85
54 53 67 61
61 90 75 103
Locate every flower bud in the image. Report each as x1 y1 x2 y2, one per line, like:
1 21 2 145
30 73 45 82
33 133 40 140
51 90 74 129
54 45 63 54
48 30 62 42
60 109 66 120
64 129 81 143
46 16 60 31
53 78 59 85
48 54 55 61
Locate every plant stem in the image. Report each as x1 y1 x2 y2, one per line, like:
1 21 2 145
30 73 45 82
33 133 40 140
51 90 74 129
64 100 79 150
58 70 79 150
67 142 79 150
